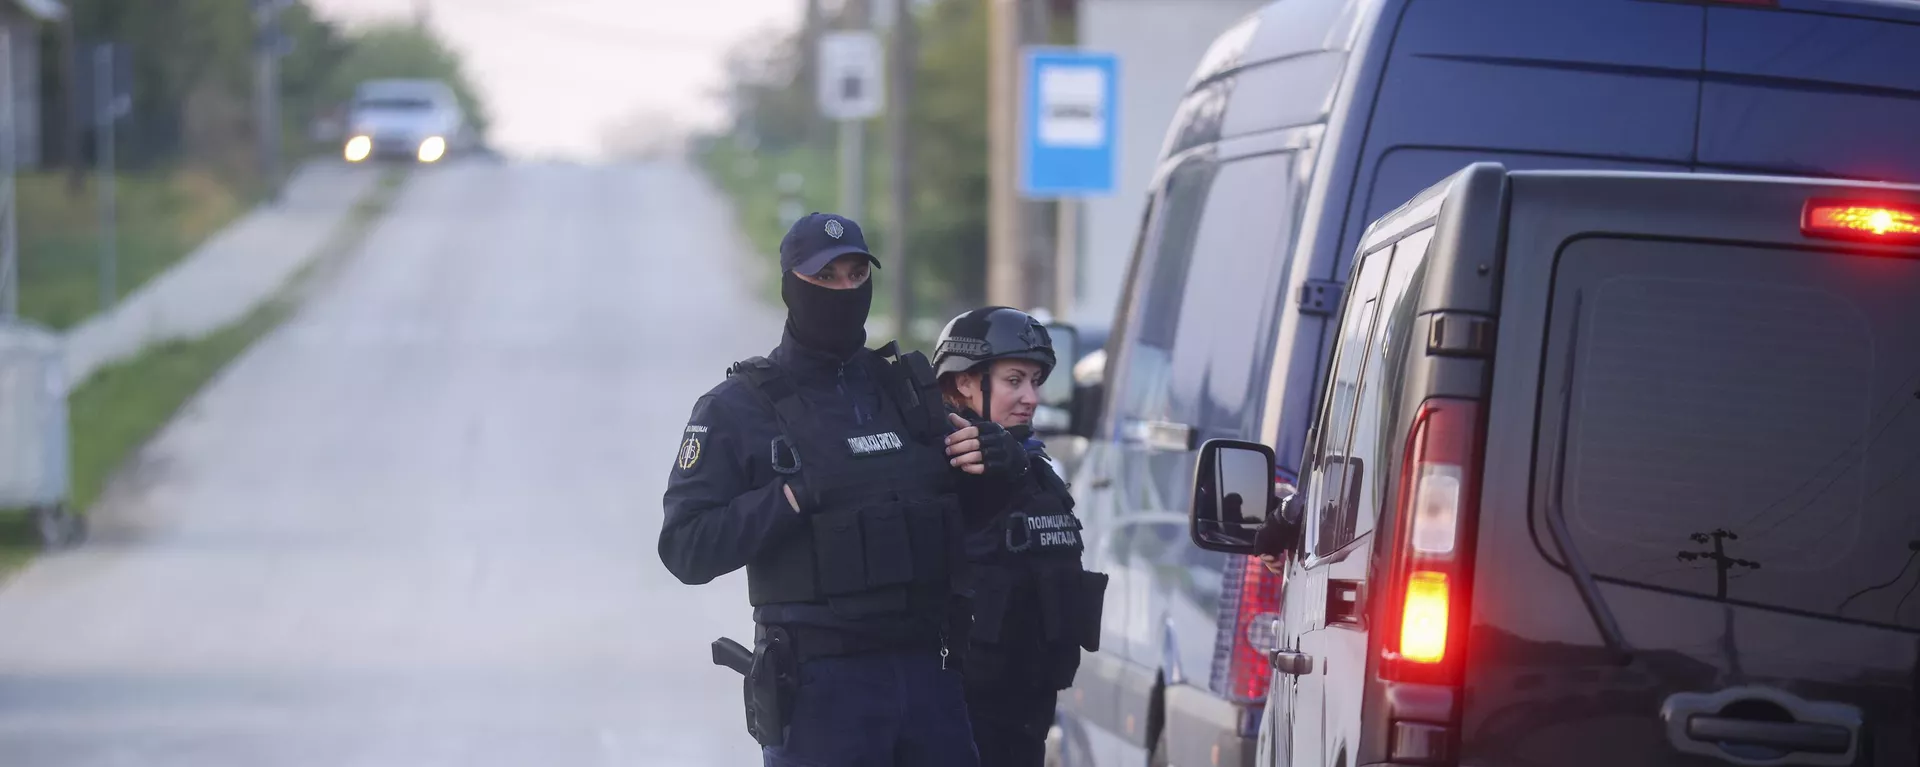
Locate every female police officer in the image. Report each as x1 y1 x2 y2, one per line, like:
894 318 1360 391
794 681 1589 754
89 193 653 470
933 307 1108 767
659 213 1029 767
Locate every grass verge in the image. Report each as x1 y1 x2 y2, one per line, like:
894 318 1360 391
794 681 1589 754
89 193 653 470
15 169 251 330
0 169 406 574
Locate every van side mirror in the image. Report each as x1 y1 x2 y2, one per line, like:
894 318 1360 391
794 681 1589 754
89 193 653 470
1033 321 1079 435
1190 439 1298 556
1069 347 1106 439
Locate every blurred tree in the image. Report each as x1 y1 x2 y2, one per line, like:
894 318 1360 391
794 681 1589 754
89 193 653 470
905 0 989 311
700 0 991 311
41 3 486 177
716 24 820 154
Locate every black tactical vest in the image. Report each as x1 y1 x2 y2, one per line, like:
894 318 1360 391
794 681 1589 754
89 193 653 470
729 345 963 621
962 453 1109 691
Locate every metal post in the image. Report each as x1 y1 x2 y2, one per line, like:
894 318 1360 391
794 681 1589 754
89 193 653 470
837 0 870 224
0 27 17 319
987 0 1022 308
1054 199 1078 320
94 44 116 312
885 0 915 341
255 2 283 204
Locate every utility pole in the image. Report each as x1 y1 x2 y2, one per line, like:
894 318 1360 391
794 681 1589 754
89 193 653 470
0 27 16 319
93 43 117 312
986 0 1023 309
989 0 1061 311
801 0 826 148
60 17 81 197
1678 529 1760 681
253 0 285 204
838 0 870 224
885 0 915 342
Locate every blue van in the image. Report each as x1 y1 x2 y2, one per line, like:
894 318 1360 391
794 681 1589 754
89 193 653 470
1049 1 1920 765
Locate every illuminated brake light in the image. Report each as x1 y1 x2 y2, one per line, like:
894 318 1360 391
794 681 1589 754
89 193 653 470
1384 398 1481 684
1400 571 1450 664
1803 200 1920 242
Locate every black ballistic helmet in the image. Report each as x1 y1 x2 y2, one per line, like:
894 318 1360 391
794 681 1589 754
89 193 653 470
933 307 1057 382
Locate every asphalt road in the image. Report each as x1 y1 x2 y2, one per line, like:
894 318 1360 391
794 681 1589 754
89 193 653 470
0 159 777 765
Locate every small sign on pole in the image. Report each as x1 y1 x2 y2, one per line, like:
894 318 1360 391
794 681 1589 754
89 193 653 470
1019 48 1119 199
817 31 884 122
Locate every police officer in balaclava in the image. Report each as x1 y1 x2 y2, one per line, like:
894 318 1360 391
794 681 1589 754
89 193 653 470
660 213 1030 766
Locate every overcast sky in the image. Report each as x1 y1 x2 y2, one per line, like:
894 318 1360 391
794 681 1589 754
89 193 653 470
307 0 805 160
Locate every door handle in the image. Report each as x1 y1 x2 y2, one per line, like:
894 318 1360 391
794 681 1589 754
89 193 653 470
1661 686 1861 766
1686 717 1852 754
1270 650 1314 676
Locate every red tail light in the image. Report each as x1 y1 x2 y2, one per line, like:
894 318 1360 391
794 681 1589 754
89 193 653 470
1211 555 1283 705
1803 200 1920 243
1382 398 1482 685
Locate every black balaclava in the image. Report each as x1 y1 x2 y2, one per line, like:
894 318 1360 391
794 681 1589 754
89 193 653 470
782 271 873 359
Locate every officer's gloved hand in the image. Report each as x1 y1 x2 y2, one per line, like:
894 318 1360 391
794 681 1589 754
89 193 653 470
1253 498 1295 575
945 413 1029 478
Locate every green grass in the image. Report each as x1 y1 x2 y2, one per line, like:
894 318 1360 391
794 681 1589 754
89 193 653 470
15 169 251 330
0 169 405 573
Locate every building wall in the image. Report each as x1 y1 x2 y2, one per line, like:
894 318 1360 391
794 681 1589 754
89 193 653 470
1071 0 1267 326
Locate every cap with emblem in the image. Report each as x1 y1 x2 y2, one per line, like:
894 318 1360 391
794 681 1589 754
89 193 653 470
780 212 882 276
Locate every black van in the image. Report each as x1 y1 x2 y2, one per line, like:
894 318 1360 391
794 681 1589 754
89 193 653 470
1189 162 1920 767
1048 0 1920 765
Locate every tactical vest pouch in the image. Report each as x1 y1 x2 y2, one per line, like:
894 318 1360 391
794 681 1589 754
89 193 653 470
812 509 868 596
905 496 959 586
1040 641 1084 691
1035 568 1108 654
1074 571 1109 652
967 567 1016 645
862 506 914 588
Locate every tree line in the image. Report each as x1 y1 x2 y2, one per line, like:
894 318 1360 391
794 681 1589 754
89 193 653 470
699 0 1016 316
34 1 490 190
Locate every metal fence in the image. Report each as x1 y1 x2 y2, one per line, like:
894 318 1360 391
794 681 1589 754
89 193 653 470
0 319 77 546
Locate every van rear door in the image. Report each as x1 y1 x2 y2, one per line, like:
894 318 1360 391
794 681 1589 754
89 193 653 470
1465 173 1920 767
1698 1 1920 180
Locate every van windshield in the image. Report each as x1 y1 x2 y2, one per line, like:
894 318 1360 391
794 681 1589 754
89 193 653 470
1544 238 1920 632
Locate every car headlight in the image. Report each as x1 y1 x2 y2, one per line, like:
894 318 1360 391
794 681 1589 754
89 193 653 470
343 135 372 163
417 136 447 163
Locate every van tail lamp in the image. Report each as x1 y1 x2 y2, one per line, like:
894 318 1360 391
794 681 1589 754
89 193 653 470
1210 554 1284 712
1382 398 1483 686
1802 200 1920 244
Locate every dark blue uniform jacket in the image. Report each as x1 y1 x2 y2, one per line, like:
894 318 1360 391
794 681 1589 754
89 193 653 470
659 330 963 640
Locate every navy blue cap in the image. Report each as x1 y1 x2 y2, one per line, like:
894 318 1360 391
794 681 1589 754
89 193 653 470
779 212 880 276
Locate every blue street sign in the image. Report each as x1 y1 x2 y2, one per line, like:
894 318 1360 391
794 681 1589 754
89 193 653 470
1020 48 1118 198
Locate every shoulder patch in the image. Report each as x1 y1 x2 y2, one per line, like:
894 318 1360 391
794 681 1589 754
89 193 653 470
677 433 704 472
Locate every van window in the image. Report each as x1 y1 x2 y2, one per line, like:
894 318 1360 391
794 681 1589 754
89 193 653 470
1169 152 1300 436
1339 228 1431 547
1309 247 1391 557
1545 239 1920 630
1113 157 1215 423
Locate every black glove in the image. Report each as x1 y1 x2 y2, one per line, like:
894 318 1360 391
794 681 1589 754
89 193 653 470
972 419 1030 479
1253 508 1294 559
